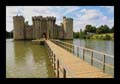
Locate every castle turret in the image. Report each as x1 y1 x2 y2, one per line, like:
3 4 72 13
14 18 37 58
13 16 25 40
32 16 41 39
63 16 73 39
46 16 56 39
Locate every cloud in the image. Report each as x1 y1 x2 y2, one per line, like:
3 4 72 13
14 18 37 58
73 8 114 32
79 9 102 20
6 6 114 32
63 6 80 15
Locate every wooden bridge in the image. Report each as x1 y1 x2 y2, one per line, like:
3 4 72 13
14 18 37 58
32 39 114 78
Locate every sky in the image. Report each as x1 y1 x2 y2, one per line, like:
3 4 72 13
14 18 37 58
6 6 114 32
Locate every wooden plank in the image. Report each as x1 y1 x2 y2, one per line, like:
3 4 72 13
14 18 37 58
45 40 112 78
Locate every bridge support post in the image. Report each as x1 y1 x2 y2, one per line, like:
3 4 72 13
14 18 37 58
73 46 74 55
54 54 56 70
49 48 51 58
63 68 66 78
91 51 93 66
83 48 85 60
103 55 106 73
57 60 59 78
77 47 79 57
51 51 53 64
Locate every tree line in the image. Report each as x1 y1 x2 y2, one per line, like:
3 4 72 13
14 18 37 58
74 24 114 40
6 30 13 38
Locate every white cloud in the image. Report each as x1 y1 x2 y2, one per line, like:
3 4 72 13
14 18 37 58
79 9 102 20
6 6 114 32
73 8 114 32
63 6 80 15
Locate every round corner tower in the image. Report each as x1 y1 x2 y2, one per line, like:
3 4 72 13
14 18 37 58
63 16 73 39
13 16 25 40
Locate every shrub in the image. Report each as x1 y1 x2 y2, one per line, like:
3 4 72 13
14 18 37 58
105 34 111 40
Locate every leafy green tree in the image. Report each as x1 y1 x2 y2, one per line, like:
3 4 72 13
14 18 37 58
110 26 114 33
6 30 13 38
92 26 96 33
103 25 110 33
79 29 87 38
96 25 110 34
84 24 92 33
73 32 79 38
84 24 96 33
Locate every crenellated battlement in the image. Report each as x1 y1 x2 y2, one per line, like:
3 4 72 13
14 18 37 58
32 16 56 21
32 16 42 20
13 15 25 20
63 16 73 22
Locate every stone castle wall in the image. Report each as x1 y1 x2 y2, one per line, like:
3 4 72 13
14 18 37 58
32 16 56 39
13 16 25 40
58 23 64 39
13 16 73 40
63 16 73 39
54 24 60 39
24 21 33 39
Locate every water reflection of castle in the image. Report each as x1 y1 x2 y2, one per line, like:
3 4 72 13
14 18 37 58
14 41 49 64
13 16 73 40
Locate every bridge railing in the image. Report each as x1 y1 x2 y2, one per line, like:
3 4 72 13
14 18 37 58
44 40 74 78
50 39 114 76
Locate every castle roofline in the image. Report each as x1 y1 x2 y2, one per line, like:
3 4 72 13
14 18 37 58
32 16 56 21
13 15 24 18
13 15 25 20
63 16 73 21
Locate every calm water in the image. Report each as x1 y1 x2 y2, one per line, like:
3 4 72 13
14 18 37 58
63 39 114 55
6 38 114 77
6 39 55 78
63 39 114 76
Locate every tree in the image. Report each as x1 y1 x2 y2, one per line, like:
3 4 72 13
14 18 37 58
84 24 96 33
96 25 110 34
110 26 114 33
6 30 13 38
79 29 87 38
84 24 92 33
103 25 110 33
73 32 79 38
92 26 96 33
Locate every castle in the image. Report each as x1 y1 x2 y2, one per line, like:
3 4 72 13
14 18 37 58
13 16 73 40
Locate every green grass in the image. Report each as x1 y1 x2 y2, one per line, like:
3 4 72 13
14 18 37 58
90 33 114 40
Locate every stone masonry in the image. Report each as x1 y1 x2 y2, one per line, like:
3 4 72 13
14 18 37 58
13 15 73 40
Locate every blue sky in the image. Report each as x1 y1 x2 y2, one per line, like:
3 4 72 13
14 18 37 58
6 6 114 32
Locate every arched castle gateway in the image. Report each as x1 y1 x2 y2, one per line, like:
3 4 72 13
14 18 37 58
13 16 73 40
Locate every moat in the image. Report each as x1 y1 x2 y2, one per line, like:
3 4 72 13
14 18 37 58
6 39 114 78
6 39 55 78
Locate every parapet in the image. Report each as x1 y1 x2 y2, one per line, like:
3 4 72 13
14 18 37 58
13 15 25 20
63 16 73 21
32 16 43 21
32 16 56 21
46 16 56 21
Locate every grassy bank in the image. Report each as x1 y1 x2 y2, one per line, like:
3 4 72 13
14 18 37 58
90 33 114 40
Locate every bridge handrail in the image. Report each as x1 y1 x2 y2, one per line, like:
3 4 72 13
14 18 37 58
50 39 114 75
44 40 75 78
57 55 75 78
52 39 114 58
